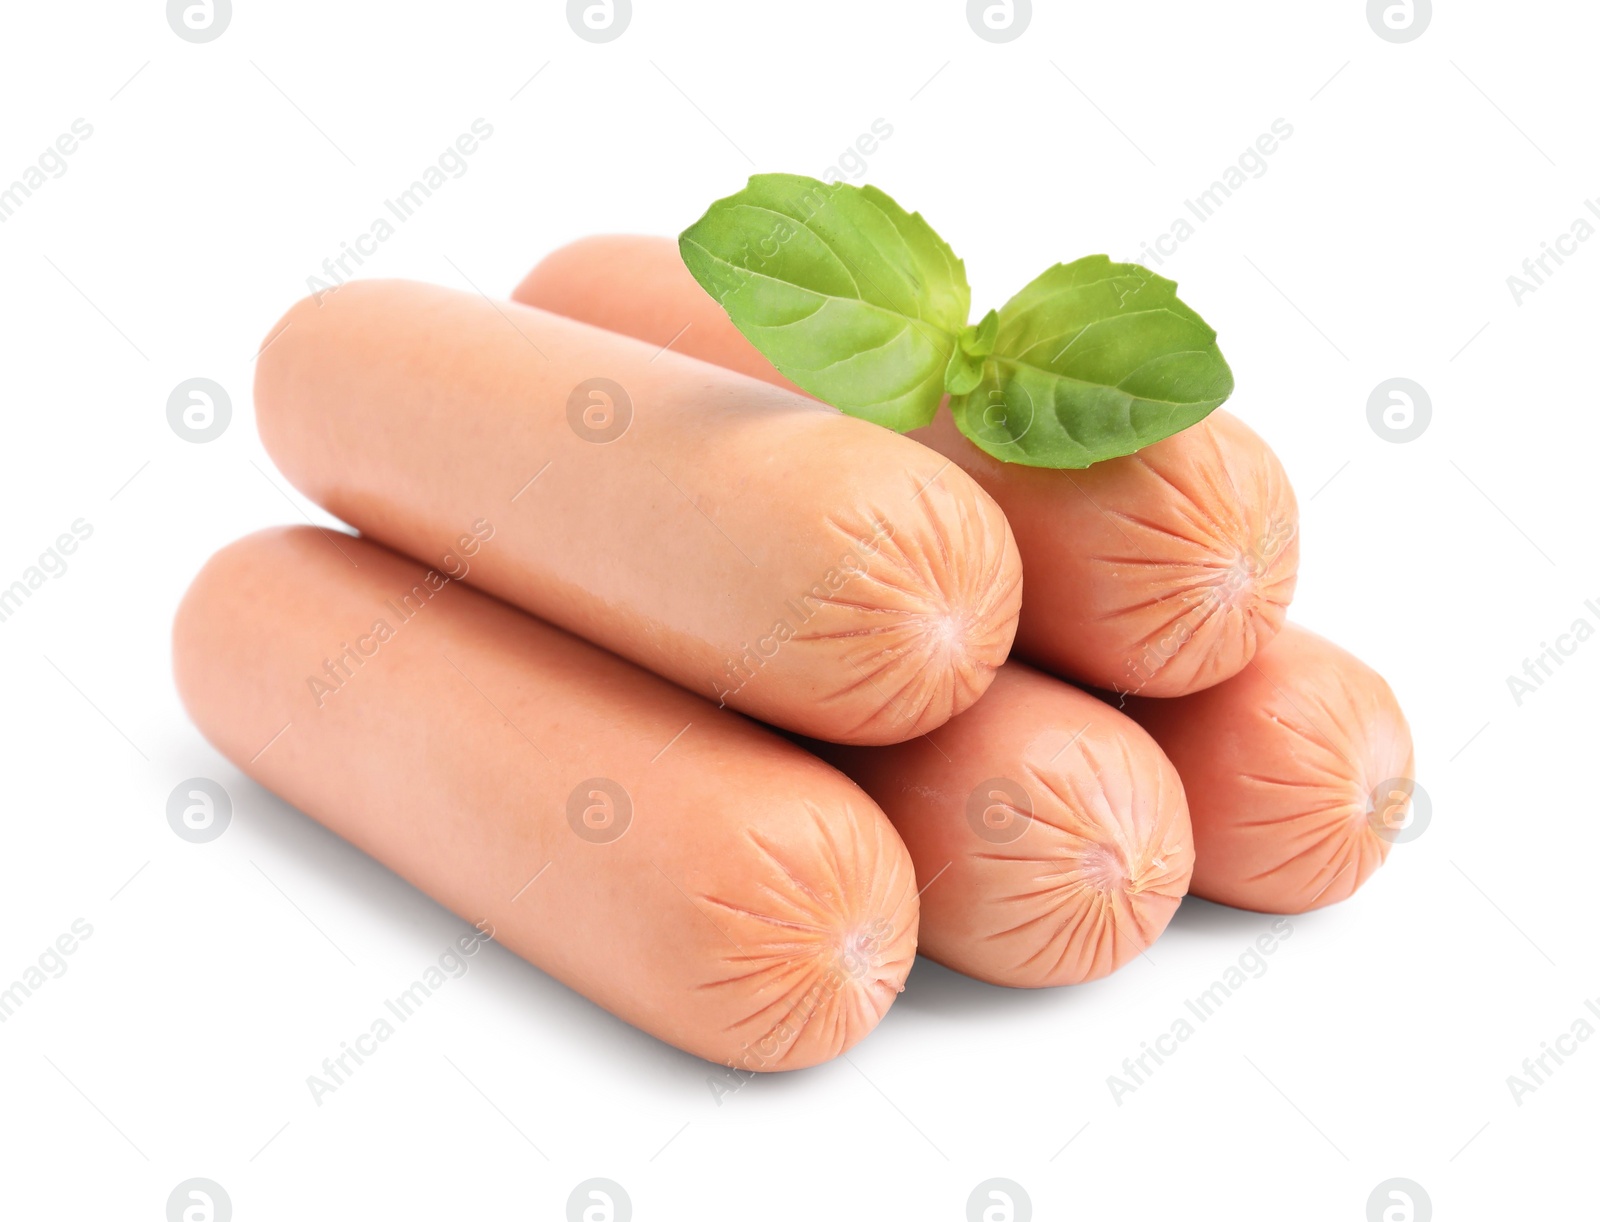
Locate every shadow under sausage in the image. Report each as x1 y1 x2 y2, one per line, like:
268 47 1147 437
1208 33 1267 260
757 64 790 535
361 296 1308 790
1161 894 1280 936
892 955 1089 1018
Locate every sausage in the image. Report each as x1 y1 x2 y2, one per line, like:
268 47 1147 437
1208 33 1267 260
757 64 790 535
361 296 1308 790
254 280 1021 746
515 234 807 394
818 663 1193 987
512 235 1298 696
915 409 1298 697
172 526 919 1069
1124 624 1416 913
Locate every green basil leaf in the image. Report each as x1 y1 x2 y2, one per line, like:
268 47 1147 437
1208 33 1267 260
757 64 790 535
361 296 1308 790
964 308 999 358
944 346 985 396
949 256 1234 468
943 309 999 395
678 174 969 430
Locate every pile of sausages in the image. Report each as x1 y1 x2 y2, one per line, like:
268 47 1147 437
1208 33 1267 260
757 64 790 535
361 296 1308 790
173 237 1414 1072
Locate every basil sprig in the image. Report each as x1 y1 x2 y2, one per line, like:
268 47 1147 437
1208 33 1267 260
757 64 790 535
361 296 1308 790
680 174 1233 468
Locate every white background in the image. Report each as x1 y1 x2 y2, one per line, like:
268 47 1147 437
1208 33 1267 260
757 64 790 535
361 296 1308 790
1 1 1594 1218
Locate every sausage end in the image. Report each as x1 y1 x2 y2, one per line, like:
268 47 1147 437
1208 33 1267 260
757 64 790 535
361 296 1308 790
808 467 1023 746
963 731 1194 987
700 798 920 1071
